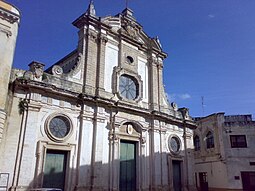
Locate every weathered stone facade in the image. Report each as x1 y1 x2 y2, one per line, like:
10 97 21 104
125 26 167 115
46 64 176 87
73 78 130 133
0 1 20 143
194 113 255 191
0 2 197 191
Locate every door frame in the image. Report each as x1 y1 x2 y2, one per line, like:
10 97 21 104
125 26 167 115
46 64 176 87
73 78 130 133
42 149 68 190
119 140 138 191
34 141 76 191
168 156 184 191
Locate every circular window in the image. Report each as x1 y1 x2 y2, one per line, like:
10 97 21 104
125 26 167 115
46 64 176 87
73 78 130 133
46 115 72 141
169 136 181 154
126 56 134 64
119 75 138 100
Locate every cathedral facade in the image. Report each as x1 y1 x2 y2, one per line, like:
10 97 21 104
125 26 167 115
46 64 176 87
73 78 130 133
0 2 196 191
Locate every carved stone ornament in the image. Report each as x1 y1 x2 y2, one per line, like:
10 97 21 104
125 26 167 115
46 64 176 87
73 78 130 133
52 65 63 76
171 102 178 111
23 71 33 80
141 137 146 144
29 61 45 79
122 20 139 40
127 124 133 135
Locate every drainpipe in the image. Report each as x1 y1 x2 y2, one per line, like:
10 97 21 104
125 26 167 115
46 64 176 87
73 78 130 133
11 90 30 190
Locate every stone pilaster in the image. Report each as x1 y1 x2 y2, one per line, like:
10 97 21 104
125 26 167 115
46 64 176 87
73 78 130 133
157 60 164 111
96 33 108 97
148 57 159 111
83 29 98 96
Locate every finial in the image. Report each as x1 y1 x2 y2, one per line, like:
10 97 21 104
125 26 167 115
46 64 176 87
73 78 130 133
86 0 96 16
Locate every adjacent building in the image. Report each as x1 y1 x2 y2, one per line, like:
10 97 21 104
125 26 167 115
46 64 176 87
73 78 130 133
194 113 255 191
0 2 197 191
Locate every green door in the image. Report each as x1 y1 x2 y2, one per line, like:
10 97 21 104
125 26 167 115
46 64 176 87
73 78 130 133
43 150 67 190
119 141 136 191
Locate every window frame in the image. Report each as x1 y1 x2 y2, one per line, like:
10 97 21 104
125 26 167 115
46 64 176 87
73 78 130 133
119 74 138 100
206 131 214 149
230 135 247 148
194 135 200 151
45 113 73 142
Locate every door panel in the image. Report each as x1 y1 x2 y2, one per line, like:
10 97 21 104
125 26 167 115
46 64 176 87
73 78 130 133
199 172 208 191
119 141 136 191
241 171 255 191
43 150 67 190
172 160 181 191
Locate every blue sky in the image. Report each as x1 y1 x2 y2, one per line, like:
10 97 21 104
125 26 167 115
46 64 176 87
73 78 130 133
7 0 255 117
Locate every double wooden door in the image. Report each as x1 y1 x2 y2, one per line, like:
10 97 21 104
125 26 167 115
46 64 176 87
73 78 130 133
119 141 136 191
43 150 67 191
172 160 181 191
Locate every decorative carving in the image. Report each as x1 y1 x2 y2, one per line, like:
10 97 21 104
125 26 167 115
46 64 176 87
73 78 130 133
98 35 108 45
23 71 33 80
18 99 28 115
141 137 146 144
109 133 119 142
179 107 189 120
76 53 82 65
29 61 45 79
171 102 178 111
52 65 63 76
157 61 164 69
127 124 133 135
121 20 139 40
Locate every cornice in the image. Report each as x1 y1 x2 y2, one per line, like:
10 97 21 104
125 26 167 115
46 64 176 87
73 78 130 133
0 7 19 24
13 78 195 128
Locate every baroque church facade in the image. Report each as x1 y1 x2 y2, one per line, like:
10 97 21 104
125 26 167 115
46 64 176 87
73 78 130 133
0 2 197 191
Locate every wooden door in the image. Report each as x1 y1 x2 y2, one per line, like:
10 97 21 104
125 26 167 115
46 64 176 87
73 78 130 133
119 141 136 191
43 150 67 190
241 171 255 191
172 160 181 191
199 172 208 191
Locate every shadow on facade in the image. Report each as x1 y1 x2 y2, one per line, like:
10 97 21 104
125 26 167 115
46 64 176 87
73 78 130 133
24 148 196 191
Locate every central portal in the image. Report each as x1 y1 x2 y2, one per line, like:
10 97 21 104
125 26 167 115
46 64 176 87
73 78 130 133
119 140 136 191
172 160 182 191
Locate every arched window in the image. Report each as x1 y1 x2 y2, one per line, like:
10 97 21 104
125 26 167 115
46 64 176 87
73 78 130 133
194 135 200 151
206 131 214 149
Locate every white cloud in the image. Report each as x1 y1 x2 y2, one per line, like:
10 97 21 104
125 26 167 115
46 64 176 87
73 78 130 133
208 14 215 18
179 93 191 100
168 93 191 101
